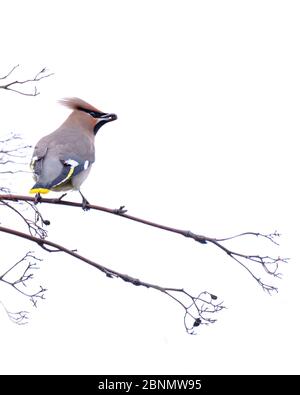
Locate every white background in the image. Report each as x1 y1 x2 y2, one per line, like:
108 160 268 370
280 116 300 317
0 0 299 374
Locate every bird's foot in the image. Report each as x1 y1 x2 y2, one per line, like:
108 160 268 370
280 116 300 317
82 197 90 211
79 191 90 211
34 193 42 205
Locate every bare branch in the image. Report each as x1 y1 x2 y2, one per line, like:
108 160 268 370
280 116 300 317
0 65 53 96
0 133 32 186
0 133 32 163
1 148 31 156
0 169 31 174
0 159 28 166
215 231 282 246
0 133 22 143
0 301 29 325
0 251 46 324
0 225 223 331
0 64 20 80
0 194 287 294
0 200 48 238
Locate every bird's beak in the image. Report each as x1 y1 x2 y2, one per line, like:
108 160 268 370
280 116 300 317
99 112 117 122
93 112 117 134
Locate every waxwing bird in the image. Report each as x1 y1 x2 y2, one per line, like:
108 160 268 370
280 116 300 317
29 97 117 210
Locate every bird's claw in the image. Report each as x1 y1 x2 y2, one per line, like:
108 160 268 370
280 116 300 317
82 198 90 211
34 193 42 205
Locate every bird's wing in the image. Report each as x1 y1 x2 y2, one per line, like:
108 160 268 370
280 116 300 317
30 131 95 192
30 137 49 180
46 157 91 189
49 134 95 188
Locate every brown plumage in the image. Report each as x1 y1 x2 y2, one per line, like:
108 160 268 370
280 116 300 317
58 97 107 135
58 97 104 113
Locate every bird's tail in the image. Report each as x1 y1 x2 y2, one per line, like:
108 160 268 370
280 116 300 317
29 183 50 194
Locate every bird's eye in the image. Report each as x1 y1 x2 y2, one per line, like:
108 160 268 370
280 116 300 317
89 111 97 117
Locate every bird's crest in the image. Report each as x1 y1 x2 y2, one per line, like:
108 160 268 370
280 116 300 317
58 97 102 113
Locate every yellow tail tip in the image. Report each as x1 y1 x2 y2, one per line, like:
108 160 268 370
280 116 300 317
29 188 50 194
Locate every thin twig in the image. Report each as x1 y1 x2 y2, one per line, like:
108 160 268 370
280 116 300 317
0 65 20 80
0 301 29 325
0 66 54 96
215 231 281 246
0 133 22 143
0 200 47 238
0 170 31 174
0 251 46 323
